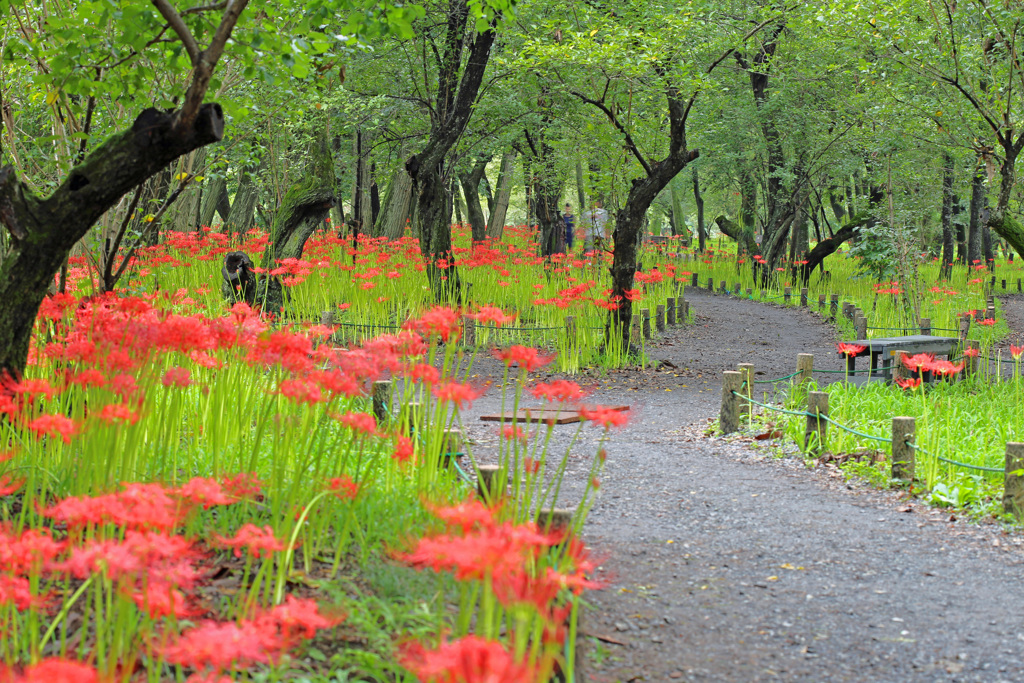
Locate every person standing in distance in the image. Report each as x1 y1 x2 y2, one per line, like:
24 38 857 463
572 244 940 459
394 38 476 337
563 204 576 253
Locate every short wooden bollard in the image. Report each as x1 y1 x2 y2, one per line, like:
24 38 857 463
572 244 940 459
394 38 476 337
805 391 828 453
707 277 714 291
784 286 792 304
920 318 931 336
462 315 476 346
964 339 980 375
320 310 336 327
565 315 577 346
666 298 676 325
1002 279 1007 290
441 428 464 465
372 380 391 423
642 308 652 339
891 350 908 381
830 294 839 318
800 287 808 307
630 314 641 346
720 371 743 434
987 305 996 320
477 465 505 502
958 315 972 342
719 280 727 294
796 353 814 383
842 302 853 319
891 417 916 481
681 299 689 322
818 293 826 310
692 273 699 288
746 288 753 297
538 508 574 536
1003 443 1024 519
855 315 868 340
738 363 754 422
656 304 666 333
1018 277 1022 293
402 401 422 436
732 283 740 295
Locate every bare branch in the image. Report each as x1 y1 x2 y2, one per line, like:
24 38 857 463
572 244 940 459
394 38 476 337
182 1 228 15
150 0 200 63
569 89 651 175
177 0 250 131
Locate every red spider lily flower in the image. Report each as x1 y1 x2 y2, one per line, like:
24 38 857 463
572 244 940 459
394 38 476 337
407 363 441 384
220 472 264 500
400 636 548 683
962 347 980 358
404 306 462 342
97 402 140 425
902 353 935 374
425 499 497 533
160 619 276 671
214 524 287 558
43 483 185 531
264 594 343 641
0 575 46 610
895 377 922 390
432 381 485 409
393 435 415 464
177 477 234 509
327 475 360 500
579 405 629 429
492 345 554 372
836 343 867 357
67 369 108 389
1012 345 1024 359
332 411 378 436
0 474 25 497
523 456 541 474
978 318 996 326
25 414 77 443
623 288 643 301
13 658 102 683
931 360 964 378
4 377 56 401
275 378 325 405
531 380 586 403
501 425 527 443
471 305 516 327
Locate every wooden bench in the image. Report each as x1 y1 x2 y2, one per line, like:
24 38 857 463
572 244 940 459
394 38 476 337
845 335 959 381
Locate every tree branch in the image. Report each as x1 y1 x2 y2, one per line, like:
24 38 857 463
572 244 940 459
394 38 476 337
150 0 200 63
569 89 651 175
177 0 250 131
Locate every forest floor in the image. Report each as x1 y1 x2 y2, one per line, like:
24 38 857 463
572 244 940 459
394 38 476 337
461 290 1024 683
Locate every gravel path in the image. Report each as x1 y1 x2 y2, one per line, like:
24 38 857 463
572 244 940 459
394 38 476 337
461 290 1024 682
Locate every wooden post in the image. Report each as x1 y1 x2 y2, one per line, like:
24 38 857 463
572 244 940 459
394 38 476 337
719 280 727 294
855 315 868 340
707 277 714 291
441 428 464 467
891 416 916 481
692 273 698 288
320 310 336 327
796 353 814 383
919 318 931 336
1002 278 1007 290
681 299 689 322
372 380 391 423
1017 277 1021 293
666 297 676 325
842 302 853 319
890 350 908 381
964 339 980 375
462 315 476 346
784 286 792 304
746 287 753 297
655 304 666 332
733 282 741 295
958 315 972 342
818 293 826 310
565 315 577 347
630 314 641 346
402 401 422 437
477 465 505 501
737 363 754 422
642 308 652 339
987 305 996 320
1005 443 1024 519
804 391 828 453
720 371 742 434
830 294 839 318
537 508 574 536
800 288 808 307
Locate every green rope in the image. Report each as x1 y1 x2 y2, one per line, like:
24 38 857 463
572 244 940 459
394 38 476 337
732 391 815 417
752 371 802 384
449 454 476 484
906 441 1004 474
820 414 892 443
815 367 876 374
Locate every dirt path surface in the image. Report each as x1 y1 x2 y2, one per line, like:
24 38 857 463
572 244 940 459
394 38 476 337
461 290 1024 682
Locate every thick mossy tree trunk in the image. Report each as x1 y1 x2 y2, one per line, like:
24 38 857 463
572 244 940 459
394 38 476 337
486 151 515 240
967 165 985 267
524 125 565 257
692 166 706 252
406 0 496 302
0 103 226 377
715 215 759 256
167 147 206 231
669 175 690 242
223 160 262 234
797 213 870 283
459 155 490 243
257 126 335 316
199 175 230 228
376 163 414 240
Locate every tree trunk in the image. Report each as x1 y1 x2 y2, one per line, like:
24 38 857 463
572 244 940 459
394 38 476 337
575 159 586 219
0 103 226 377
257 124 335 316
351 129 374 237
459 155 490 242
715 215 758 256
967 165 985 267
199 175 230 228
739 169 757 231
452 176 464 226
524 126 564 257
370 163 380 228
487 151 514 239
669 175 689 242
376 162 414 240
797 213 871 282
940 152 955 279
692 166 706 252
954 194 966 264
224 160 261 234
168 147 206 231
138 166 173 245
983 220 994 270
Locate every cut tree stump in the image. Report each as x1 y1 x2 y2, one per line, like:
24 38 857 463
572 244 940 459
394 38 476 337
480 405 629 424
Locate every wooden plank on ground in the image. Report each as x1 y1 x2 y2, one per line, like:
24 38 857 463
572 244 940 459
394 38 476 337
480 405 628 424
